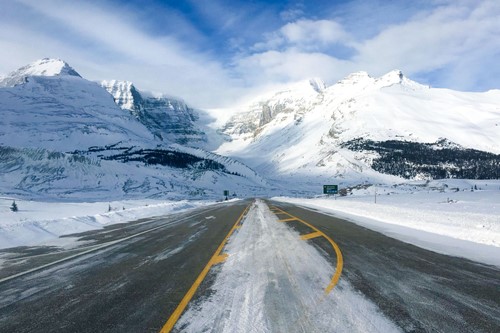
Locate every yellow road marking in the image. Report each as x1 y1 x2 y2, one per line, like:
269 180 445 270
300 231 322 240
278 217 297 222
160 204 250 333
272 206 343 294
212 253 229 264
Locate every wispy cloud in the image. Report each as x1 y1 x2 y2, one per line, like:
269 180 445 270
279 7 304 22
254 19 349 53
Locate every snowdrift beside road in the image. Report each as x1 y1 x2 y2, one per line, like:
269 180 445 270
0 198 217 250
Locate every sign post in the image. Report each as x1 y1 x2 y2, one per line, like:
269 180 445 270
323 185 338 195
223 190 229 200
323 185 338 199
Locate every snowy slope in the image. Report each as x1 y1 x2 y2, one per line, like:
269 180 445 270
0 75 155 152
215 70 500 189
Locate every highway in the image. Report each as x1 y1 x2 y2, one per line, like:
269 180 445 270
0 199 499 332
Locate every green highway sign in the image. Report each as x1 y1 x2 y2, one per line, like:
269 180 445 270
323 185 338 194
223 190 229 196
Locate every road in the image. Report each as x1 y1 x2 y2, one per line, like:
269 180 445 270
0 199 499 332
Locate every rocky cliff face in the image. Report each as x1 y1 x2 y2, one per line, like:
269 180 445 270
101 80 207 146
221 78 325 140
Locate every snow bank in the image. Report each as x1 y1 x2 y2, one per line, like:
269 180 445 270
274 183 500 266
0 198 216 249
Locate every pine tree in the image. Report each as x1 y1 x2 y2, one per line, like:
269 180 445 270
10 200 18 212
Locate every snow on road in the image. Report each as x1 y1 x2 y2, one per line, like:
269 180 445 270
176 199 400 333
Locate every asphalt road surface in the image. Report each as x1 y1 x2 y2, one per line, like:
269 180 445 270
0 199 499 332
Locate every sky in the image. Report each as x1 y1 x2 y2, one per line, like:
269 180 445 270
1 0 499 108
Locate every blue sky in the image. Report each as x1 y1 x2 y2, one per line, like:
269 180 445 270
1 0 499 107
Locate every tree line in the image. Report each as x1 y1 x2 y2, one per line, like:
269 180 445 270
342 138 500 179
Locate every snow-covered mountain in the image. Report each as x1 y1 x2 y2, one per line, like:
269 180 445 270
0 59 270 200
0 62 154 152
1 58 498 199
216 70 500 189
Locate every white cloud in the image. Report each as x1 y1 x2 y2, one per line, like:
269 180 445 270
282 19 347 48
352 1 500 85
254 19 349 53
16 0 206 68
235 50 352 85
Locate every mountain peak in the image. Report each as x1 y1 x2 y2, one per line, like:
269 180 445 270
336 71 374 86
379 69 404 84
334 70 424 90
22 58 81 77
0 58 81 87
375 69 426 90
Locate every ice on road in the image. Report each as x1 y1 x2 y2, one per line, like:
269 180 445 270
176 199 400 332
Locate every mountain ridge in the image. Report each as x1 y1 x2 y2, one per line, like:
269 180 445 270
1 58 499 199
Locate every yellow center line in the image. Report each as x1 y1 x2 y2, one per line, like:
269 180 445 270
300 231 322 240
272 206 343 294
278 217 297 222
160 204 250 333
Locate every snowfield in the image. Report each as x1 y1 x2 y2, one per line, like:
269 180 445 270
274 180 500 267
0 197 218 250
177 200 401 333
